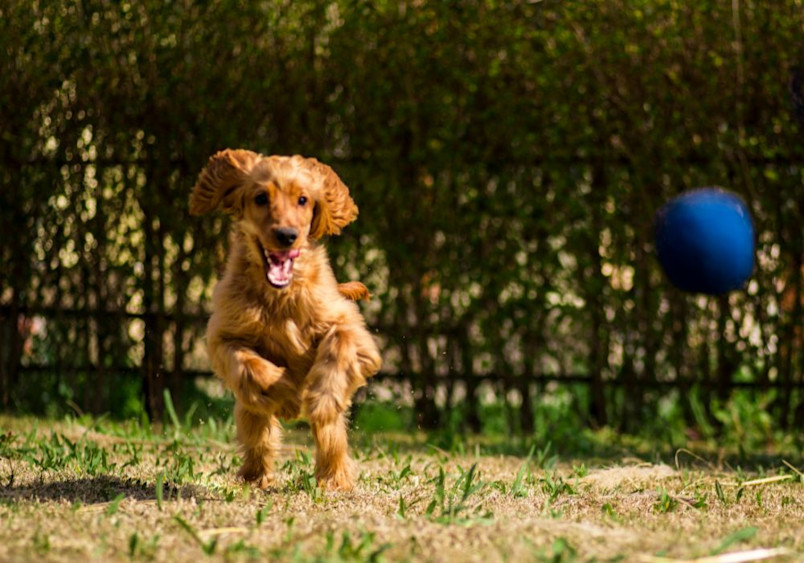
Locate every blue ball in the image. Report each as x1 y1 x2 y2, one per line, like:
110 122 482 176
654 188 755 295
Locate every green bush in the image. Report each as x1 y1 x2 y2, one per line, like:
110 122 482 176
1 1 802 433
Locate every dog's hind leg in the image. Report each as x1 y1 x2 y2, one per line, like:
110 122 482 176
235 402 282 489
303 324 381 491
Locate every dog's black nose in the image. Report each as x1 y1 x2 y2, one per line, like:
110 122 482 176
274 227 298 247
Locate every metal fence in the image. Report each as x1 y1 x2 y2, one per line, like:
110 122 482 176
2 1 803 432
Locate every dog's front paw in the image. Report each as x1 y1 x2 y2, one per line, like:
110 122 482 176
236 381 273 415
276 399 301 421
237 358 291 414
243 356 284 392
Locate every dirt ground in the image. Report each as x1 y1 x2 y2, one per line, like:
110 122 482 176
0 416 802 562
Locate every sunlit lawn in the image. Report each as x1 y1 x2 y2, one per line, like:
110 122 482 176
0 402 802 562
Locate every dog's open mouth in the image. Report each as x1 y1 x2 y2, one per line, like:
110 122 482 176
260 245 300 289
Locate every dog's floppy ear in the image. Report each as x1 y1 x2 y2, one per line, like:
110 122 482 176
301 157 359 239
189 149 260 216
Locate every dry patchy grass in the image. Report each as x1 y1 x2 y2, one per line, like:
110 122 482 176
0 415 802 562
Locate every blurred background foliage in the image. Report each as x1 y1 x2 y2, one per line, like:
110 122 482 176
2 0 803 438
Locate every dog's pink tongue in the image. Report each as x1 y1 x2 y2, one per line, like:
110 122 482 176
266 250 300 288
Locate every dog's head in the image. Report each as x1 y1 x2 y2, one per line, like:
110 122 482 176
190 149 358 289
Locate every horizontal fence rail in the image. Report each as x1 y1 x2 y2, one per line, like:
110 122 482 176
12 363 804 391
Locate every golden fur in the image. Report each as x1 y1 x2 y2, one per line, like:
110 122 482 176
190 149 381 491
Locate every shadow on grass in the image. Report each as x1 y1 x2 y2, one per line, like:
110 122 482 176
0 474 210 506
350 424 804 474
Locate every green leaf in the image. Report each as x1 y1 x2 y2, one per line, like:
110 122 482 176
710 527 758 555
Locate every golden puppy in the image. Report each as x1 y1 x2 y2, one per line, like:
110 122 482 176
190 149 381 491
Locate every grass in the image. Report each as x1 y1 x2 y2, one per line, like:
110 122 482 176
0 398 803 562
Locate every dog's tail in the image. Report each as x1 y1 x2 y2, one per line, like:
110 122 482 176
337 281 371 302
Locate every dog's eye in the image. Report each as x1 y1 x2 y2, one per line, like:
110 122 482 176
298 196 308 206
254 193 268 206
